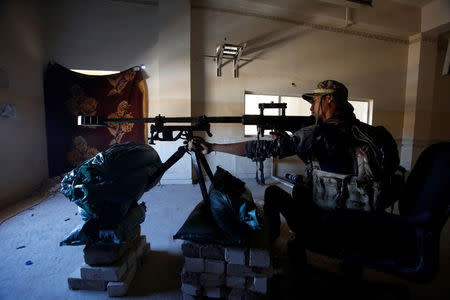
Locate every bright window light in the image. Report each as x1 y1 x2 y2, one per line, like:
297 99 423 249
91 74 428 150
245 94 278 135
70 69 119 76
244 93 373 136
349 99 372 125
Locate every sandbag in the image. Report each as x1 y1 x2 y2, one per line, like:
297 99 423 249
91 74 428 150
209 167 261 239
173 202 242 245
60 202 146 246
174 167 261 245
97 202 147 244
60 142 162 225
60 218 99 246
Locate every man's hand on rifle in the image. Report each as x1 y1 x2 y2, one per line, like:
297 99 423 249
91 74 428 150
270 130 288 140
188 137 212 155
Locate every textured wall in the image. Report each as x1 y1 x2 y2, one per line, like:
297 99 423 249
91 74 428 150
0 0 47 209
191 8 408 178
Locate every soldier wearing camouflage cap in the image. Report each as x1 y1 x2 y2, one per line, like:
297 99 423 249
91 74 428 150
302 80 354 123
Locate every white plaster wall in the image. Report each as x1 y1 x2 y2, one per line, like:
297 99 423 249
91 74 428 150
400 37 421 169
430 37 450 141
0 0 47 209
192 8 408 179
152 0 192 184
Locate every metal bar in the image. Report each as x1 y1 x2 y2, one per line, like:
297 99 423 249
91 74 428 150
192 151 210 204
147 146 187 187
271 175 294 189
100 116 244 124
203 55 252 62
198 152 214 182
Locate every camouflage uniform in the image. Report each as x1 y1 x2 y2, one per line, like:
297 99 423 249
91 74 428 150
244 80 399 242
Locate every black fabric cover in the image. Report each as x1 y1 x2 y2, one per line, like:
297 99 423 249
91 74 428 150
60 141 161 226
173 202 240 245
399 142 450 218
60 202 146 246
208 167 261 243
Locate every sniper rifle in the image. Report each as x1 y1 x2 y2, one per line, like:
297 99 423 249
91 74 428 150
78 102 315 185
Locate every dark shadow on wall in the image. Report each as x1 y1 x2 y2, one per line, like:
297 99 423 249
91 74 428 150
128 250 184 295
238 26 312 71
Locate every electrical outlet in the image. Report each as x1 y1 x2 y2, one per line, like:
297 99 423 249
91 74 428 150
0 104 16 119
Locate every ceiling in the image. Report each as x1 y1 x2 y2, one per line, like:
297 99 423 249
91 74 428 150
118 0 435 8
390 0 434 7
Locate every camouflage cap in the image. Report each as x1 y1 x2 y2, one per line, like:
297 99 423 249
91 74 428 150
302 80 353 112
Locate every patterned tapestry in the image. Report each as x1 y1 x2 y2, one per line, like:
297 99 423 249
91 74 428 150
44 63 147 177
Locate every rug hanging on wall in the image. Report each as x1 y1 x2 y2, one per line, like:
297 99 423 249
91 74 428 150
44 63 148 177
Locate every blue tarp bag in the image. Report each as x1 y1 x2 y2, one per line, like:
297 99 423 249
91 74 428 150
60 142 162 225
174 166 261 245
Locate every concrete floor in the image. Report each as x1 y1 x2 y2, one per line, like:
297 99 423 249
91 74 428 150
0 178 449 300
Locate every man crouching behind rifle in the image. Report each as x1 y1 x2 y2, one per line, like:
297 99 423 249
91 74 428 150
188 80 400 259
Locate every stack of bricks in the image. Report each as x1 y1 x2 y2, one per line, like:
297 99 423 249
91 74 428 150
67 225 150 297
180 241 272 300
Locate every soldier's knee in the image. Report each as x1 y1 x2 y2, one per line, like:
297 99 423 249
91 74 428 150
264 185 281 199
264 186 281 210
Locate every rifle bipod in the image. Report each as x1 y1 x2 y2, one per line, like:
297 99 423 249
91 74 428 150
151 146 214 204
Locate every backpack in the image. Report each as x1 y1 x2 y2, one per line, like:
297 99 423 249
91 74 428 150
310 121 399 212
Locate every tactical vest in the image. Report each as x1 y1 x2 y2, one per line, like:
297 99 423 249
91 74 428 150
308 123 396 212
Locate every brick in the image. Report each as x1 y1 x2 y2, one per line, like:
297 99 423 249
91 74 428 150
249 248 270 268
181 283 202 296
182 293 197 300
201 244 224 260
225 247 247 265
181 269 201 285
67 269 107 291
83 226 140 266
245 290 269 300
181 241 202 258
80 262 127 282
227 264 273 278
204 287 227 298
227 264 252 276
226 276 246 288
199 273 225 287
107 262 137 297
229 288 269 300
228 288 245 300
248 217 270 250
249 277 268 295
126 249 137 269
134 236 147 260
184 257 205 272
251 266 273 278
143 242 151 255
80 240 139 281
204 259 226 274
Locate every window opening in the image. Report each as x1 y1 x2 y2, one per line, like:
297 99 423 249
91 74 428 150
244 93 373 136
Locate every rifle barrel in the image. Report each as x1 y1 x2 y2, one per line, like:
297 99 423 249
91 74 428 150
99 116 243 124
78 115 314 128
